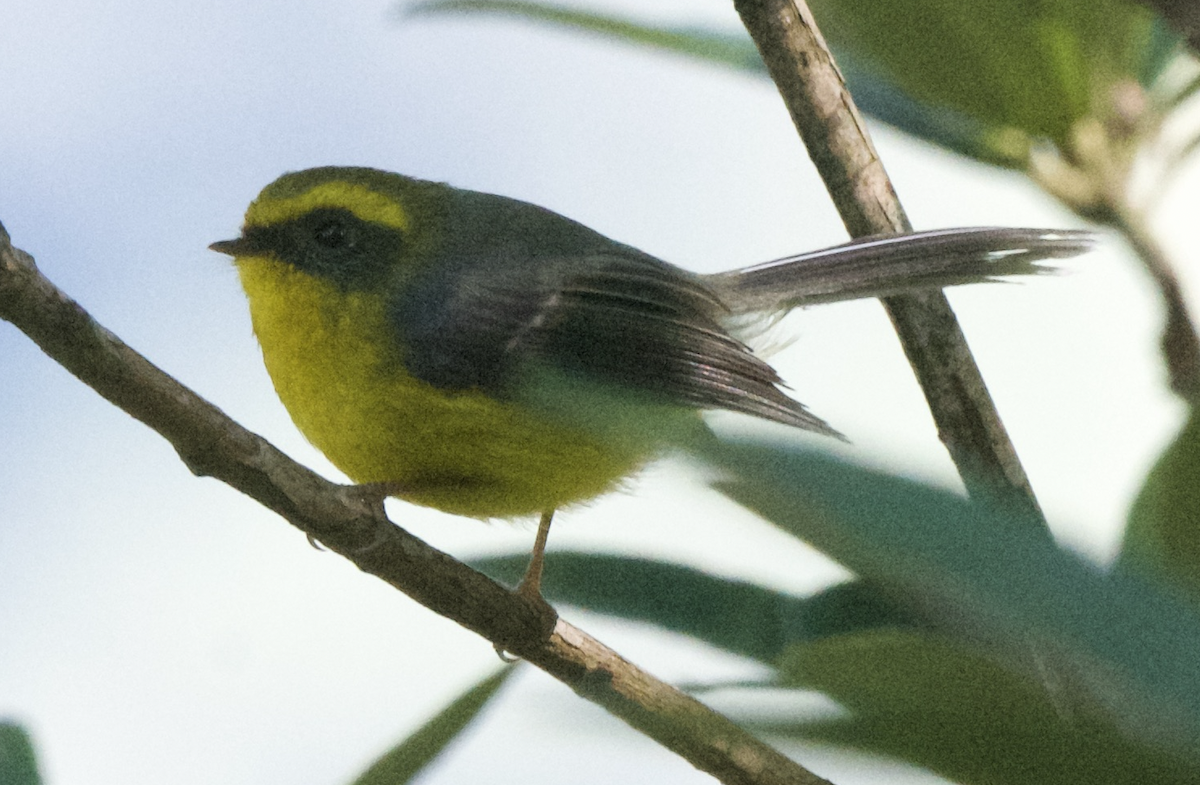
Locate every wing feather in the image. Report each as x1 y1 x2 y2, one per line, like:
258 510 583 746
391 250 839 436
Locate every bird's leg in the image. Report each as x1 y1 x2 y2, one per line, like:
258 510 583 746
517 509 555 600
494 510 557 660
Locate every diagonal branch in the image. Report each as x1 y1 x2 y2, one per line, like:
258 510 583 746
733 0 1047 526
0 223 836 784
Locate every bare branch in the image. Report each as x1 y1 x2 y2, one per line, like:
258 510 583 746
732 0 1046 524
0 221 835 785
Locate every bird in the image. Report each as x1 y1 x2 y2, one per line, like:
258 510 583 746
210 165 1092 600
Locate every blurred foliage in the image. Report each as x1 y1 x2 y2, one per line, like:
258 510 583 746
1119 407 1200 600
766 630 1197 785
475 554 918 662
410 0 1184 170
0 722 41 785
349 667 515 785
805 0 1168 152
701 438 1200 771
480 437 1200 784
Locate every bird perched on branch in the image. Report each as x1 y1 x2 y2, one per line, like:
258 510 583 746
211 166 1091 600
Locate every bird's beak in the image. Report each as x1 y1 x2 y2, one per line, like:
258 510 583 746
208 237 245 256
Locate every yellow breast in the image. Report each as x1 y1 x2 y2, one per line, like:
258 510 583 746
235 256 648 518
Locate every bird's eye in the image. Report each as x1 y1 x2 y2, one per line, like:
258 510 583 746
314 218 350 249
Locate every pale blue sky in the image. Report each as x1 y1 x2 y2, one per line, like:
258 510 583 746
0 1 1191 784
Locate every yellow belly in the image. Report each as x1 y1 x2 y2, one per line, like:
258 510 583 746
236 257 649 518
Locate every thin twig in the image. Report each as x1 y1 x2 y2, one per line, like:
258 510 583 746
732 0 1046 525
0 223 834 785
1028 114 1200 402
1106 204 1200 400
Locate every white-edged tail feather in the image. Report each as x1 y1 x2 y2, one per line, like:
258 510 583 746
705 227 1095 315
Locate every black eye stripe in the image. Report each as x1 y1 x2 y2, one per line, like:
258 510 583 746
241 206 405 291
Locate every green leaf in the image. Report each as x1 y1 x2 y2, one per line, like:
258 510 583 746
474 553 917 662
409 0 761 70
411 0 1179 159
698 438 1200 765
408 0 1028 165
805 0 1166 147
0 722 41 785
833 56 1030 167
761 630 1199 784
349 667 515 785
1118 407 1200 601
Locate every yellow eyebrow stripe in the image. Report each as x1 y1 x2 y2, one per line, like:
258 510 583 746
245 182 410 231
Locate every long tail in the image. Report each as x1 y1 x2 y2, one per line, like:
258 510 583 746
704 227 1095 315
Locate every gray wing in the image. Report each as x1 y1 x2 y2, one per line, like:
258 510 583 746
389 248 839 436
